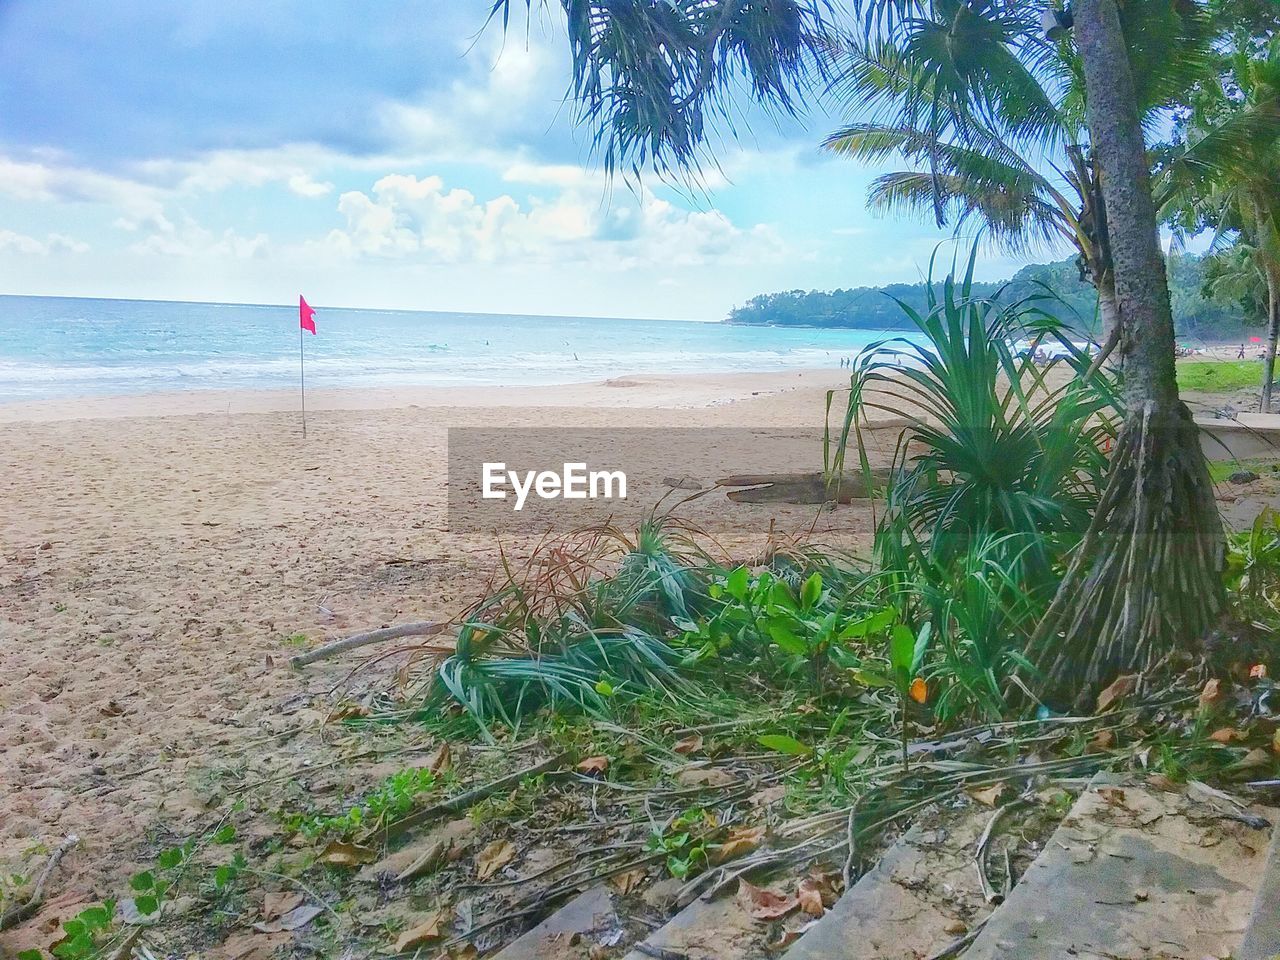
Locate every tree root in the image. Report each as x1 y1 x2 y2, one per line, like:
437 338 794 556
0 834 79 931
1031 400 1224 707
289 621 448 669
380 752 571 840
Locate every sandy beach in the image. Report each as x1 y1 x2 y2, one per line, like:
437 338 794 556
0 367 887 922
5 360 1278 950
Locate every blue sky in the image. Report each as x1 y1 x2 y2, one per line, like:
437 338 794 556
0 1 1073 320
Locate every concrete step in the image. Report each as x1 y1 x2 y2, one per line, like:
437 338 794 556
781 809 1004 960
615 799 1030 960
618 880 765 960
487 885 620 960
1239 814 1280 960
964 775 1275 960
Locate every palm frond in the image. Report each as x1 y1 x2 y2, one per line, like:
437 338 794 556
493 0 836 178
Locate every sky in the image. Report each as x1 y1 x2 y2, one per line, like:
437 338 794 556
0 1 1077 321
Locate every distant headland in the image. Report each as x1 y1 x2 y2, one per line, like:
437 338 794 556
724 254 1244 338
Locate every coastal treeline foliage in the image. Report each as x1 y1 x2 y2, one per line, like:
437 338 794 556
726 254 1249 338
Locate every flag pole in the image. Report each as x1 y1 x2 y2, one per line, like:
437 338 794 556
299 318 307 438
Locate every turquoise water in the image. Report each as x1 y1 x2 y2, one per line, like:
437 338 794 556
0 295 919 403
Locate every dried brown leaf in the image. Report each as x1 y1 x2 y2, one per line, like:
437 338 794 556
260 892 303 920
319 841 376 868
475 839 516 880
968 783 1007 807
607 869 648 895
796 878 825 918
748 785 787 808
674 765 736 789
1209 727 1246 744
252 903 322 933
393 910 443 953
423 742 453 774
1237 747 1272 770
365 819 474 883
1088 729 1116 752
1096 674 1138 713
737 879 798 921
1199 678 1224 712
803 870 840 907
1097 786 1127 807
673 733 704 756
577 755 609 775
710 825 765 865
215 931 291 960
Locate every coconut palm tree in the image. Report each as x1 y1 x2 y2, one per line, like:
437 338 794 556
824 114 1121 341
815 0 1227 701
1202 240 1269 324
1019 0 1224 700
1161 36 1280 408
821 0 1217 348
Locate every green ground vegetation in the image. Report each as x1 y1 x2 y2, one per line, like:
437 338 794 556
1178 359 1265 392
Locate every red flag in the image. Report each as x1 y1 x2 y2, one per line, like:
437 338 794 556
299 295 317 335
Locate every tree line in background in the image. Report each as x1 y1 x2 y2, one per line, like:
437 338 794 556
724 252 1252 339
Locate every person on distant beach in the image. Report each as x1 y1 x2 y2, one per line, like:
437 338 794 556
1239 343 1247 359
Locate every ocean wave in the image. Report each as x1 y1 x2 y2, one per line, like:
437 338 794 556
0 296 925 402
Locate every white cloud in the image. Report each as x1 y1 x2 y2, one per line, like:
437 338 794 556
502 162 602 189
314 172 786 269
287 173 334 197
0 155 170 227
128 216 268 260
47 233 91 254
373 27 582 169
0 229 90 255
133 146 345 196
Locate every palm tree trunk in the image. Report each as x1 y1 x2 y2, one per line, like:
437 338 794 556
1262 267 1280 413
1098 273 1120 356
1031 0 1224 705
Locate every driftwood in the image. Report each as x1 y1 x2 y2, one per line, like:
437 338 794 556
715 470 892 505
382 753 571 839
290 621 449 669
0 834 79 931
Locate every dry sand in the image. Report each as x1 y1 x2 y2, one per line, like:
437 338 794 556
0 367 887 921
4 362 1274 945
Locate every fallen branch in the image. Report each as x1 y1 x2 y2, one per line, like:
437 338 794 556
382 753 571 839
289 621 448 669
974 799 1025 904
715 471 884 505
0 834 79 930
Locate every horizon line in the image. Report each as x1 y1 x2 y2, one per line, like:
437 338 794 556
0 291 714 325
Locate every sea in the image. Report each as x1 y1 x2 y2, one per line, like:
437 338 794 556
0 295 921 404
